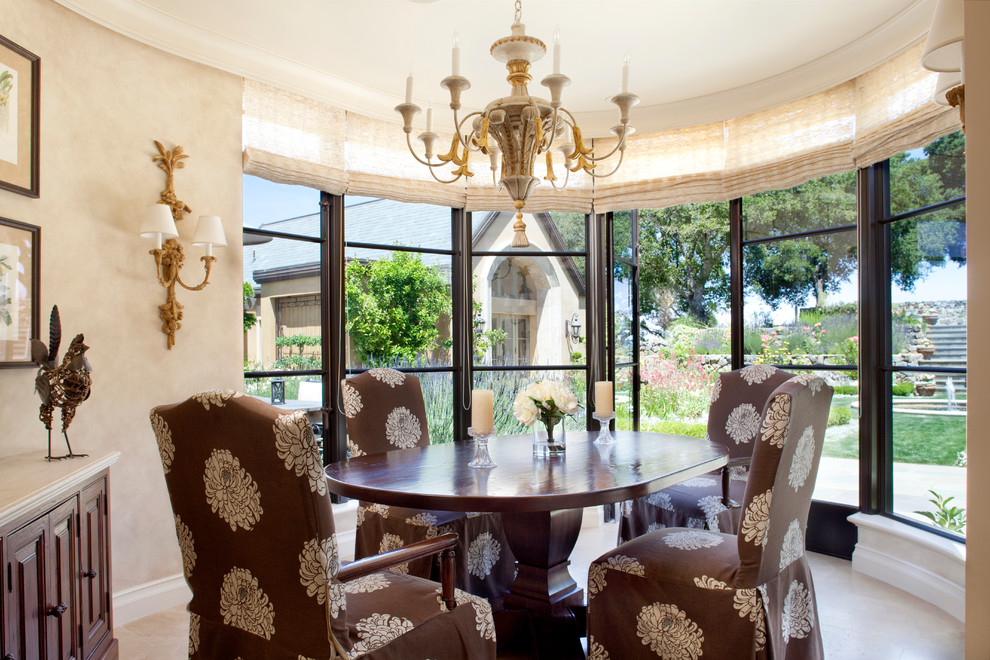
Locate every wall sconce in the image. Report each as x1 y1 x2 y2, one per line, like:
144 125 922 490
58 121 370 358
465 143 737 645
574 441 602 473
140 141 226 349
922 0 965 131
565 313 582 340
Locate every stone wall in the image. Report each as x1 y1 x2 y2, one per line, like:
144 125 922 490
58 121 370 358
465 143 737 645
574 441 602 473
893 300 967 326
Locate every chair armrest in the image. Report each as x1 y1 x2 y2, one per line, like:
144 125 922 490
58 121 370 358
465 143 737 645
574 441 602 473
338 532 459 609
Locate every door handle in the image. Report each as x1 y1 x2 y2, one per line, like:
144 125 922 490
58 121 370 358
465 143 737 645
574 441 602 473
47 602 68 617
83 569 97 579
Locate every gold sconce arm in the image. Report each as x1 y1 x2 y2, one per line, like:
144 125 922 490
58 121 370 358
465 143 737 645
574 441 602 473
141 141 226 350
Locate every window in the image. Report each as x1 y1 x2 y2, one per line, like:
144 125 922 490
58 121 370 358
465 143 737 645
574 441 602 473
874 131 967 537
472 211 590 433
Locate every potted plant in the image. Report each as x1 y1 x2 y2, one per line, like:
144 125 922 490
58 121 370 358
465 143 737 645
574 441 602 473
917 337 936 359
915 375 936 396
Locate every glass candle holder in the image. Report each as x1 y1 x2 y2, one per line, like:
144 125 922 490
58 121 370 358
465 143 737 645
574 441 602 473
467 427 497 468
592 413 616 445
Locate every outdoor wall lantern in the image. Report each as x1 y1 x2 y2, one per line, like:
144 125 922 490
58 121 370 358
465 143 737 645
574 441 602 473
139 140 227 349
565 312 581 340
474 312 486 333
271 378 286 405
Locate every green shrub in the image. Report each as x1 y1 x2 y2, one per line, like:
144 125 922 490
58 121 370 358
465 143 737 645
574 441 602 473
892 382 914 396
833 385 858 395
827 407 851 427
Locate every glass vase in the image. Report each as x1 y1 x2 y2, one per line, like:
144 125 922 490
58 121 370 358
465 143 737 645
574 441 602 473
533 419 566 457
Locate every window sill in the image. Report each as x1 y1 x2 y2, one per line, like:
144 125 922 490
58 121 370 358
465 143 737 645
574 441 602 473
848 512 965 621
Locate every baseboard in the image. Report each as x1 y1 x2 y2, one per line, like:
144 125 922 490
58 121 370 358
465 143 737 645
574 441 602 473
849 512 965 621
113 574 191 626
114 500 361 625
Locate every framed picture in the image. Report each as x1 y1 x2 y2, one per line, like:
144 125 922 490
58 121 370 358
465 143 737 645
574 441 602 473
0 35 40 198
0 217 40 367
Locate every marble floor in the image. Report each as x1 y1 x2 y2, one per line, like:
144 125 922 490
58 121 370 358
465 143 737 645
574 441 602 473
117 518 964 659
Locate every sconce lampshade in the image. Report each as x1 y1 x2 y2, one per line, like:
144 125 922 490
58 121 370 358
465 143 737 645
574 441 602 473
934 71 963 106
922 0 964 73
140 203 179 241
192 215 227 249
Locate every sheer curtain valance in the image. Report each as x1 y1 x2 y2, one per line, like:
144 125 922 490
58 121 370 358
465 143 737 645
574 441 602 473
243 41 959 211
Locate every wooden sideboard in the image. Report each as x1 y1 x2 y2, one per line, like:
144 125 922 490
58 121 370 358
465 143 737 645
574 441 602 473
0 452 120 660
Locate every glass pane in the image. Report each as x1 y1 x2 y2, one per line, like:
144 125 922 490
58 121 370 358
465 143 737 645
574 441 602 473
804 370 860 506
890 131 966 215
612 210 634 262
473 369 588 436
472 256 587 367
472 212 585 253
346 197 452 250
244 375 326 451
616 366 635 431
742 171 857 240
638 202 729 327
244 235 323 371
613 254 634 365
344 248 452 369
419 371 454 445
889 213 967 365
742 231 858 367
891 371 967 536
639 352 716 439
243 174 321 234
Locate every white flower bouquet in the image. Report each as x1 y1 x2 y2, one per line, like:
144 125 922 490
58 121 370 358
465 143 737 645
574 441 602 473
512 380 579 444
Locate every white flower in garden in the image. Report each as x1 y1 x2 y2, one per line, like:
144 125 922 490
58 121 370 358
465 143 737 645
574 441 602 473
513 390 540 426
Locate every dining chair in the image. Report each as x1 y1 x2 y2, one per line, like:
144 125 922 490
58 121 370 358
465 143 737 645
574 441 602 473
618 365 793 541
343 368 516 601
151 390 495 658
587 373 833 659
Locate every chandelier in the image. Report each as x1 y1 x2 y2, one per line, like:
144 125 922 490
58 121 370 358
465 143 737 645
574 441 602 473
395 0 638 247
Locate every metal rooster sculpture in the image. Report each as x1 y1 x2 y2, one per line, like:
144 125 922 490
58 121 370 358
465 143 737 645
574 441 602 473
32 306 92 460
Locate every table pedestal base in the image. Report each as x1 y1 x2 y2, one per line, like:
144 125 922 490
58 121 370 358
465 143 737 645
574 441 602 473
498 508 586 659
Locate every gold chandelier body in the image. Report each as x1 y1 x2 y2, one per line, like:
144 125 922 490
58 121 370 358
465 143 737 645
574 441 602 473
396 1 637 247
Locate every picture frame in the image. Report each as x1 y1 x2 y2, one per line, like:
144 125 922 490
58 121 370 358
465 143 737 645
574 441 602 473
0 217 40 367
0 35 40 198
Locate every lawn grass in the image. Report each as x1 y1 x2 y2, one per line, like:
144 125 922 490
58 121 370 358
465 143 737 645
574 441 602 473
823 406 966 466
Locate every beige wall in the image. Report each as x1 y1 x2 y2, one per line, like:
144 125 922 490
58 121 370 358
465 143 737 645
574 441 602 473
0 0 243 594
965 4 989 656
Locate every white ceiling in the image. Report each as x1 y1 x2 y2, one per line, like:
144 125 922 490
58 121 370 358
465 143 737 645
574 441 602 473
58 0 936 136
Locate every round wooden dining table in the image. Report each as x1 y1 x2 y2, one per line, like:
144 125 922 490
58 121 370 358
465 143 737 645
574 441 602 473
325 430 728 659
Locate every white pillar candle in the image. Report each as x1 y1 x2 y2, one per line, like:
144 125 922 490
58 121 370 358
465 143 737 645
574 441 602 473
595 381 614 417
472 390 494 434
621 55 630 94
452 33 461 76
426 107 434 133
405 75 414 103
553 30 561 74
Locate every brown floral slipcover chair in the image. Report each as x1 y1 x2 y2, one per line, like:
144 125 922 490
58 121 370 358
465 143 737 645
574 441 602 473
151 390 495 658
619 365 793 541
588 373 833 659
343 368 515 601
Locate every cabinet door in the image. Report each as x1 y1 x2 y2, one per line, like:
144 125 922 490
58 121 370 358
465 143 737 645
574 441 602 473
4 517 48 660
79 480 109 660
48 498 78 660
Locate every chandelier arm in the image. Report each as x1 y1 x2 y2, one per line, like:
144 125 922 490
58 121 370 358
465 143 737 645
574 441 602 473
584 135 627 163
542 108 560 153
455 111 483 151
427 166 465 185
584 148 627 179
404 133 458 169
548 164 571 190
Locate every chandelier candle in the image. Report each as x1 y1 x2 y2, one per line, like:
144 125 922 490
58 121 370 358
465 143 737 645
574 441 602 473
472 390 494 435
595 381 614 417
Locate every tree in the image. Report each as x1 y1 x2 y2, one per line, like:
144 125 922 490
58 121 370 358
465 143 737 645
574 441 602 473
345 252 450 364
638 202 730 326
746 240 835 314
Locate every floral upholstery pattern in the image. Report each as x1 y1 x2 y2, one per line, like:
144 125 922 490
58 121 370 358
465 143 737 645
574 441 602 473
152 390 494 658
589 375 832 659
344 369 516 600
619 366 793 541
